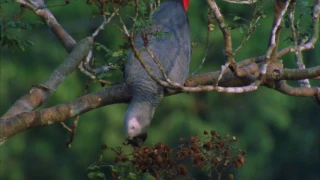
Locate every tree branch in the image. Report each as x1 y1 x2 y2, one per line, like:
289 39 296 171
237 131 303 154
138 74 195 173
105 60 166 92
16 0 76 52
1 37 93 119
222 0 258 4
0 85 130 145
275 80 320 96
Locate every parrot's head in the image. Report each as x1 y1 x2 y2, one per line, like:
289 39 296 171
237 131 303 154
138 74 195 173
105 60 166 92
124 113 151 139
123 96 159 146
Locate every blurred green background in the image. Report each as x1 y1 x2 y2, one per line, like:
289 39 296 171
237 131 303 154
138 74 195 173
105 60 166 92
1 0 319 179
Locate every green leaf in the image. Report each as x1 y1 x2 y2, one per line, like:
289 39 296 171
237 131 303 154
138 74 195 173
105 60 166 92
239 27 243 34
8 21 17 28
112 50 123 57
111 165 118 173
87 165 100 170
17 42 25 51
25 24 33 30
87 172 96 179
26 40 34 46
126 173 137 180
96 172 105 178
233 16 241 21
99 155 104 162
87 171 106 180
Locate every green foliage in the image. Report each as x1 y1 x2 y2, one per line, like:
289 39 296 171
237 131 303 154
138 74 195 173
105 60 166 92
282 1 316 44
0 20 35 51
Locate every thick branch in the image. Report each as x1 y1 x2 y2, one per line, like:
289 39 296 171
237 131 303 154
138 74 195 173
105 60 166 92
1 38 93 120
0 85 130 145
272 65 320 80
275 81 320 96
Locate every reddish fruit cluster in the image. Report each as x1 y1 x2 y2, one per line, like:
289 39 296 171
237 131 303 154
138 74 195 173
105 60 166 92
176 130 246 172
131 143 175 179
102 130 245 180
110 142 188 179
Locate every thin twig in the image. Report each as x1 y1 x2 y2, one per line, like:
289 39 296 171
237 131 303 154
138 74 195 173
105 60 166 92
222 0 258 4
207 0 235 85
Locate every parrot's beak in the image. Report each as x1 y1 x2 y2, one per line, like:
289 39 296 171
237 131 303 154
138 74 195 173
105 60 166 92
125 133 148 147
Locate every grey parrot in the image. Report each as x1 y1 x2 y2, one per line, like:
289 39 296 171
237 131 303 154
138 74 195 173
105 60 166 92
124 0 191 143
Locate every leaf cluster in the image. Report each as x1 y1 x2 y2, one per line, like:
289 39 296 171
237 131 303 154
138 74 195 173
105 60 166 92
0 20 35 51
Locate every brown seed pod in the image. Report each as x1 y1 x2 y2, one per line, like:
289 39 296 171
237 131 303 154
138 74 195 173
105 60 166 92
114 156 120 164
190 145 200 153
234 161 242 168
182 147 190 156
155 143 163 149
139 164 147 172
154 155 164 167
121 157 128 162
178 165 188 176
227 174 234 180
164 144 171 156
190 136 196 143
211 158 218 167
238 155 245 163
133 152 139 158
193 155 201 165
149 167 160 179
224 150 229 156
143 147 151 153
200 155 206 162
203 142 211 151
210 130 216 136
